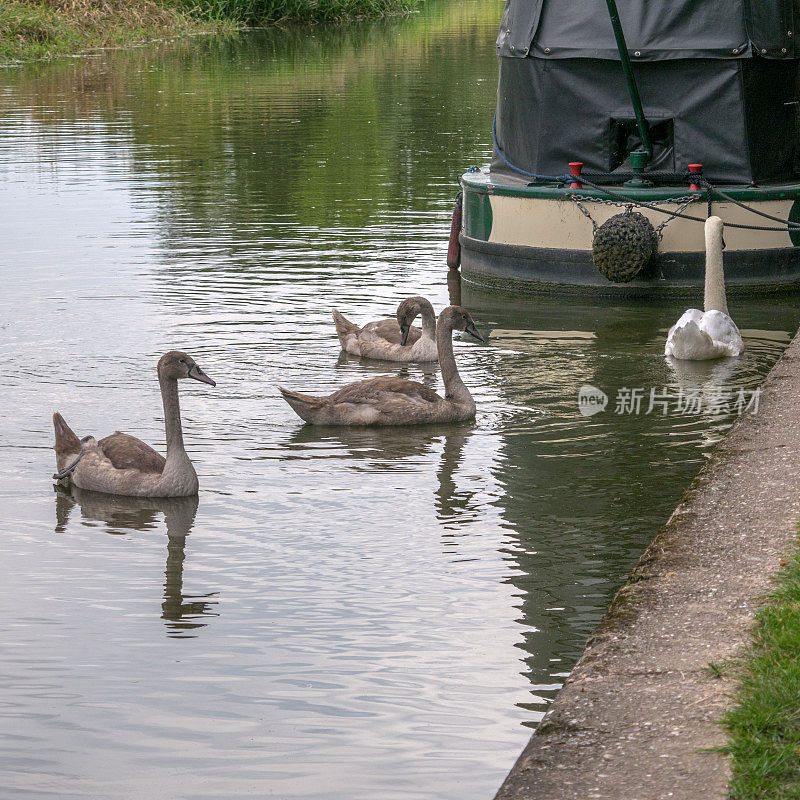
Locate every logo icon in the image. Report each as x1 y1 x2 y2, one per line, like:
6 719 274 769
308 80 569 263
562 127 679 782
578 385 608 417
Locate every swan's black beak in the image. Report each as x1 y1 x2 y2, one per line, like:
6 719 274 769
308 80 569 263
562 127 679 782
399 325 410 347
465 321 485 343
188 364 216 386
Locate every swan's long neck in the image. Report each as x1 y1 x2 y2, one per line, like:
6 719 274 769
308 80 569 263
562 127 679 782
437 316 473 408
159 374 188 463
419 301 437 341
704 226 728 315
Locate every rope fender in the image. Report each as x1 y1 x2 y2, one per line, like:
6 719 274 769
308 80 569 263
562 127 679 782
592 210 657 283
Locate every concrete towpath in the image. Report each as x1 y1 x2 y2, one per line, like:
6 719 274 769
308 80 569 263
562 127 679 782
495 331 800 800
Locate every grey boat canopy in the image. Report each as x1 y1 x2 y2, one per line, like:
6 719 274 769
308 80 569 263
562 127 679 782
492 0 800 184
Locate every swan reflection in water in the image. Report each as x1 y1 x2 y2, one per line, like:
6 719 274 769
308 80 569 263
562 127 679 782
334 348 440 388
433 424 476 528
286 422 478 530
54 487 218 637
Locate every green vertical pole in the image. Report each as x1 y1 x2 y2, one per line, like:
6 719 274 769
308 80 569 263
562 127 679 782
604 0 652 160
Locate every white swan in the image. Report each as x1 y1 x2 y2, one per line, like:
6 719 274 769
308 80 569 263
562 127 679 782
665 216 744 360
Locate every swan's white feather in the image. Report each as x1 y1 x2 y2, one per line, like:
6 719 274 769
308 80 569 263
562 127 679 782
665 308 744 360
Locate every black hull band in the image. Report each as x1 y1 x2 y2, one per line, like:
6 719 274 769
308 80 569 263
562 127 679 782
460 235 800 297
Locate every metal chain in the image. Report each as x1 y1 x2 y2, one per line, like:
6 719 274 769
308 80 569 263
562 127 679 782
569 193 699 208
575 175 799 231
568 193 700 239
571 197 598 232
653 197 698 239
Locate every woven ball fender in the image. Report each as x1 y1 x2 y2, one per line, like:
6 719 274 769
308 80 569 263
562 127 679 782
592 211 657 283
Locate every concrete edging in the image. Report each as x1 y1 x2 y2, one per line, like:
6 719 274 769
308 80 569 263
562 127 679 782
495 330 800 800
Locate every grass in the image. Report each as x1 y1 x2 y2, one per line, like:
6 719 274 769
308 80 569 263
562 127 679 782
1 2 80 61
722 540 800 799
175 0 420 24
0 0 420 63
0 0 222 63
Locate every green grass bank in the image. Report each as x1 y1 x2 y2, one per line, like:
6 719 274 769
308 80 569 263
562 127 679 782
179 0 419 24
723 536 800 799
0 0 420 64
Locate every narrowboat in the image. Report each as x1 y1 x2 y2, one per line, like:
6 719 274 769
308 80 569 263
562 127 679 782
455 0 800 296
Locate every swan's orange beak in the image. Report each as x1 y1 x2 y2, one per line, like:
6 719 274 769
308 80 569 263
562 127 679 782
188 364 216 386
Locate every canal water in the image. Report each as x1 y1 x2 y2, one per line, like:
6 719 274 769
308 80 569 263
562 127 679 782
1 3 798 798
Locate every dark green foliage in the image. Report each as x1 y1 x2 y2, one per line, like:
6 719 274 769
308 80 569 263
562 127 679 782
171 0 419 24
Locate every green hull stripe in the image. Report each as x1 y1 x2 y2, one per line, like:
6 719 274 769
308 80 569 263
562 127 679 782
462 171 800 203
464 188 493 241
790 201 800 247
